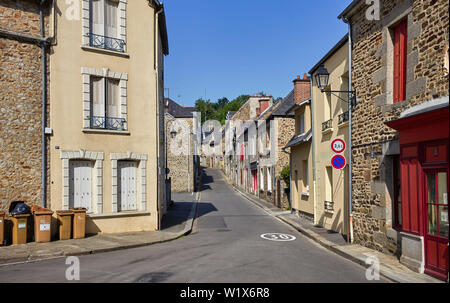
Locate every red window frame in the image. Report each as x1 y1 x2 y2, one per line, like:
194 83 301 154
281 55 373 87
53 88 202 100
393 20 407 103
393 155 402 229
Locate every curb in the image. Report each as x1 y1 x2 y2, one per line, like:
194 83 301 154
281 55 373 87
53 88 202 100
231 184 442 284
0 192 201 268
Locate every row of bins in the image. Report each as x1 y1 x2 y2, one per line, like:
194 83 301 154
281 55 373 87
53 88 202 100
0 202 87 246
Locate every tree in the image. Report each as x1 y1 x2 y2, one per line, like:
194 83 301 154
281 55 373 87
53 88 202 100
195 95 251 125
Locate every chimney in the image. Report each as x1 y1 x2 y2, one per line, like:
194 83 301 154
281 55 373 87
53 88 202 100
259 100 269 114
293 73 311 103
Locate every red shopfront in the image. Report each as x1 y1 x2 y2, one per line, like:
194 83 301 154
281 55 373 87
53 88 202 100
386 104 449 280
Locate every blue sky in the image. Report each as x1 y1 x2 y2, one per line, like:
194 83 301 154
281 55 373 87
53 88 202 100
163 0 352 107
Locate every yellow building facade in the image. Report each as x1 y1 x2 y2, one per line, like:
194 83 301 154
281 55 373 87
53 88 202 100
48 0 168 234
310 37 350 235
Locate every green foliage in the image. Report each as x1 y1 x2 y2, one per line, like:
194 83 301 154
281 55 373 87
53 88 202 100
195 95 250 125
280 165 290 187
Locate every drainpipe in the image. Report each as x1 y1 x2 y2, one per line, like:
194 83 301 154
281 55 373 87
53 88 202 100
40 0 48 208
310 77 318 225
344 18 354 243
154 3 164 229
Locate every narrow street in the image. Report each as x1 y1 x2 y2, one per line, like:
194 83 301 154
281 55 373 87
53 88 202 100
0 168 387 283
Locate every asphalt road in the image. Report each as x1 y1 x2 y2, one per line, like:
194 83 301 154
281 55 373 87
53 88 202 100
0 168 387 283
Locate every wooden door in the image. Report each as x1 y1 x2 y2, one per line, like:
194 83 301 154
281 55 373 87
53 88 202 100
424 169 449 280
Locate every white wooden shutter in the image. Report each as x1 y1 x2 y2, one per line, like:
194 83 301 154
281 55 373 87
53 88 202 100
118 162 137 211
69 161 92 212
128 163 137 210
91 76 105 117
106 79 119 118
105 0 118 38
91 0 104 36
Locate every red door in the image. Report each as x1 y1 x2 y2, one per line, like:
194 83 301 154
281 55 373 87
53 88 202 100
423 169 449 280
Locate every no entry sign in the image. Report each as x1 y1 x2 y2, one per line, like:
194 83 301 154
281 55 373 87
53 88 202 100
331 154 346 169
331 138 346 153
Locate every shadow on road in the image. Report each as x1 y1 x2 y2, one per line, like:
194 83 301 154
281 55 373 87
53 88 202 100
161 202 218 230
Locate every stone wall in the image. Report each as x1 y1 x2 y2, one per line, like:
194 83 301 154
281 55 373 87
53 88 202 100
165 115 195 192
349 0 449 253
0 0 50 210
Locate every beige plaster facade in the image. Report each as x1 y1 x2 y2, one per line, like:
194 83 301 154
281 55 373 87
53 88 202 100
48 0 168 234
310 39 350 235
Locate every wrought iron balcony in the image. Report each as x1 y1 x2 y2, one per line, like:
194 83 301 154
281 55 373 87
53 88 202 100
324 200 334 213
322 119 332 132
90 116 126 131
338 111 349 125
89 33 125 52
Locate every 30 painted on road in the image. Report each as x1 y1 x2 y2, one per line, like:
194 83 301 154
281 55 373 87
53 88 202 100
260 233 296 241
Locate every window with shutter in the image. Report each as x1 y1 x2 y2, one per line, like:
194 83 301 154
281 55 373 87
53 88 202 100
88 0 123 52
90 76 123 130
105 0 118 38
393 20 407 103
69 160 93 212
106 79 119 118
91 0 104 36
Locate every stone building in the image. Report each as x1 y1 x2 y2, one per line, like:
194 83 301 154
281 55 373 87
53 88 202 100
0 0 51 211
223 94 273 188
257 91 295 209
338 0 449 279
165 98 198 194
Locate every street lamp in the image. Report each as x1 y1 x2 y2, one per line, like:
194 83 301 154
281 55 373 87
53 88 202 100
315 64 330 91
170 127 177 139
315 64 357 107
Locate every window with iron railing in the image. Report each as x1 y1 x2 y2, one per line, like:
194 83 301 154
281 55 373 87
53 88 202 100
322 119 332 132
89 0 125 52
90 76 126 131
324 200 334 213
338 111 349 125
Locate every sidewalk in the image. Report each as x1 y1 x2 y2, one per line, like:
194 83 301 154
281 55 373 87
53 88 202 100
232 184 444 283
0 192 199 267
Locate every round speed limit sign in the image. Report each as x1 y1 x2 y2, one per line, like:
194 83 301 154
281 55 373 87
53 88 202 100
331 138 346 154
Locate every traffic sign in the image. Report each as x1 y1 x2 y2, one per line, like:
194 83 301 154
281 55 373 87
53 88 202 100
331 154 346 169
331 138 346 153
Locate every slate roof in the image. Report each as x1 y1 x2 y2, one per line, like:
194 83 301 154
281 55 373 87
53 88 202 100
226 111 236 120
284 129 312 149
271 89 295 117
165 98 196 118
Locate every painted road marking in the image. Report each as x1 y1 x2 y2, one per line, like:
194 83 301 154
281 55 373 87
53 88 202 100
260 233 296 242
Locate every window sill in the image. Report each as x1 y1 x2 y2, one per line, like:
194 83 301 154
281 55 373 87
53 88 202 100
338 121 349 128
322 128 333 135
82 128 130 135
301 191 310 197
81 45 130 58
88 211 150 219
